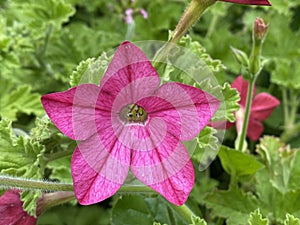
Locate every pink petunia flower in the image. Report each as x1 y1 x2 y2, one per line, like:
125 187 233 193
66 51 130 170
230 76 280 141
219 0 271 5
41 41 220 206
0 190 37 225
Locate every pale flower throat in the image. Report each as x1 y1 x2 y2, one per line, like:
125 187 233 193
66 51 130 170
119 104 148 124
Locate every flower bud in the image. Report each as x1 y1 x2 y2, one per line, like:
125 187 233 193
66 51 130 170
254 17 269 41
230 46 249 67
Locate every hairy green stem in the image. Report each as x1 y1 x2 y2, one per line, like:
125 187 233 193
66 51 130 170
0 175 74 192
0 175 195 223
170 0 216 44
238 78 255 152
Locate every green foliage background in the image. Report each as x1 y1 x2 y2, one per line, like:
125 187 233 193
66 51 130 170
0 0 300 224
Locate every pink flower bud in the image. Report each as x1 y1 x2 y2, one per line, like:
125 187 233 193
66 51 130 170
254 17 269 40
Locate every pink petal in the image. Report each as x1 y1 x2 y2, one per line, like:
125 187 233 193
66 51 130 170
71 132 130 205
219 0 271 5
155 82 220 141
100 41 159 91
231 76 256 107
247 118 264 141
0 190 37 225
106 76 160 114
131 142 194 205
251 92 280 121
41 84 102 141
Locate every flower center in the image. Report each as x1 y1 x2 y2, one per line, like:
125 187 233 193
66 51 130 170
119 104 148 124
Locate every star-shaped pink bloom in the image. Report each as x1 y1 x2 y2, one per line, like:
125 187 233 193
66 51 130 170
219 0 271 5
0 190 37 225
231 76 280 141
41 41 220 206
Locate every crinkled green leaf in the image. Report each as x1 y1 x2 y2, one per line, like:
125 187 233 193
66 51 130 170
70 58 96 87
189 215 207 225
0 119 45 177
255 168 300 223
191 126 219 171
198 80 240 122
21 190 42 217
0 119 45 216
248 209 269 225
271 59 300 90
112 196 186 225
204 189 259 225
11 0 75 31
69 52 112 87
0 79 44 120
218 146 264 179
285 214 300 225
256 136 298 194
178 35 226 73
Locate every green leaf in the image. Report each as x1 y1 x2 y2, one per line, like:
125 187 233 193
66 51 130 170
248 209 269 225
285 214 300 225
191 126 219 170
218 146 264 179
0 79 44 120
271 59 300 90
37 204 111 225
178 35 226 73
0 119 45 216
256 136 298 193
21 190 42 217
69 51 111 87
189 215 207 225
204 188 259 225
47 156 72 183
12 0 75 31
112 196 186 225
0 119 45 177
255 168 300 223
198 80 240 123
190 173 218 205
69 58 96 87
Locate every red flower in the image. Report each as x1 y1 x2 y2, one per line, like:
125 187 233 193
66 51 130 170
0 190 37 225
219 0 271 5
230 76 280 141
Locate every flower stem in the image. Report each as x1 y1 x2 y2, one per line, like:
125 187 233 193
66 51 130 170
169 203 195 224
0 175 74 192
237 78 255 152
170 0 216 44
38 191 75 214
